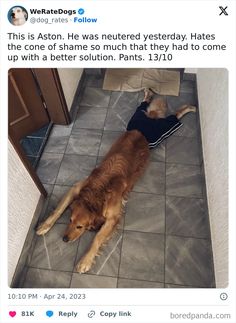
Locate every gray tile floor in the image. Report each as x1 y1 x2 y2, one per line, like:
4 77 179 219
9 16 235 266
14 71 215 288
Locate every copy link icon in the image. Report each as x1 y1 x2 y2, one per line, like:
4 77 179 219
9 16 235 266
88 310 95 318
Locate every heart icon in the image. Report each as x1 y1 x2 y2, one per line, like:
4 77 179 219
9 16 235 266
46 310 54 318
9 311 16 318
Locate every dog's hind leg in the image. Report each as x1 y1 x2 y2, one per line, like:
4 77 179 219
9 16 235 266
36 180 85 236
176 105 196 119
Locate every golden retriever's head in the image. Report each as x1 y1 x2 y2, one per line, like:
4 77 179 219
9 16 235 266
62 199 105 242
146 97 167 119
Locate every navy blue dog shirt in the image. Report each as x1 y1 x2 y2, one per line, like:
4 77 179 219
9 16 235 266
127 101 182 149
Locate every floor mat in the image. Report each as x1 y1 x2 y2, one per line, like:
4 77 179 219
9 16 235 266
103 68 180 96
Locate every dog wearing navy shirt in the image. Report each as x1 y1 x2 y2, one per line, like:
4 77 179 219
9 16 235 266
127 89 196 149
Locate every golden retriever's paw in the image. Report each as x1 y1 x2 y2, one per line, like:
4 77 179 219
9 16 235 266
36 222 52 235
143 88 155 102
189 105 197 112
76 256 93 273
181 104 189 109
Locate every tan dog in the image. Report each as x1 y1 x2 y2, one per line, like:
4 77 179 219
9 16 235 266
36 130 150 273
144 91 196 120
146 98 196 119
145 97 168 119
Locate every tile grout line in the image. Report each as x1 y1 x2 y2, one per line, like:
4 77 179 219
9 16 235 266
20 266 30 288
102 88 122 288
122 228 211 241
42 182 206 201
96 235 122 276
69 237 82 288
95 84 111 166
23 265 164 286
25 264 209 289
116 93 141 287
53 120 75 186
34 222 213 242
116 210 126 287
40 150 204 167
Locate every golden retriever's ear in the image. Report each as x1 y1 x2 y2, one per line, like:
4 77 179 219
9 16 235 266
89 215 105 231
69 200 80 211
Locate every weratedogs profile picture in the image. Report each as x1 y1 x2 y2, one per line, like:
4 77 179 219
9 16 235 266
8 6 28 26
8 68 228 288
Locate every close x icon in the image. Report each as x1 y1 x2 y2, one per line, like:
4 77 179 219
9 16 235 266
219 6 228 16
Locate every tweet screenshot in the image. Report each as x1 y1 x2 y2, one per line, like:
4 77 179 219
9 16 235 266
0 0 235 322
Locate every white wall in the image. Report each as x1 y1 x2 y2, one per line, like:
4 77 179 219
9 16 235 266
8 141 41 284
57 68 83 110
196 69 228 287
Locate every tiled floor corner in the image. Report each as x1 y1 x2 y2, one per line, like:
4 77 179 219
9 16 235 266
12 70 215 288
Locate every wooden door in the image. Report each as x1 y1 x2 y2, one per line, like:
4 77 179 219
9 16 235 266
9 68 50 140
8 68 71 196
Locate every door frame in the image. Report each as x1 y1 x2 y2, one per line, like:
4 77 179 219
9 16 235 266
9 68 71 196
33 69 71 125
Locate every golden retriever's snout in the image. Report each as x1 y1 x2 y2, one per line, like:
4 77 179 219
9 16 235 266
63 235 69 242
62 220 86 242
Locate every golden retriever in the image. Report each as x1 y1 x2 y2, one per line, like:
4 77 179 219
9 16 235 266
36 130 150 273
